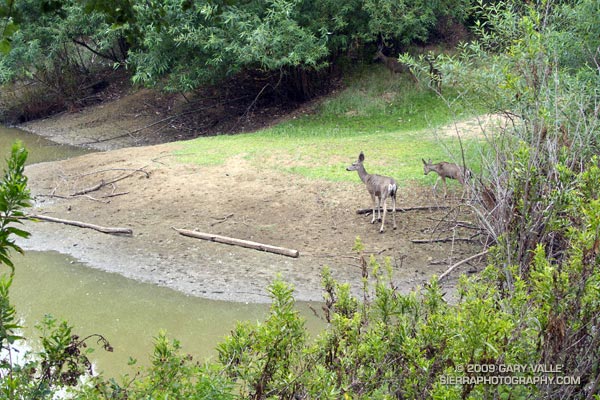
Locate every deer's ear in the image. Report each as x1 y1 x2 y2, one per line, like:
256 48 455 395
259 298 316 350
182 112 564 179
359 152 365 162
422 158 426 165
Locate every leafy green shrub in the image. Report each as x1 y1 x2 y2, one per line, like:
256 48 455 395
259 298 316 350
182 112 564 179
218 279 307 399
85 331 234 399
0 142 30 270
0 0 127 120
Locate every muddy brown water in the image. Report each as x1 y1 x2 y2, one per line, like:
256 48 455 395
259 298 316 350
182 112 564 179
1 126 325 378
0 125 90 166
11 251 324 378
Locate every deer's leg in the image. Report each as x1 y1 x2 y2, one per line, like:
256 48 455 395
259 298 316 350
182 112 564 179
380 196 387 233
370 194 377 224
442 177 448 198
433 176 440 195
391 194 397 230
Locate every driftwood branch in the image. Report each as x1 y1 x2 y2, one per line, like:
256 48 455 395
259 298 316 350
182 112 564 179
71 168 149 197
356 206 450 215
102 191 129 198
78 167 150 179
411 237 474 244
77 194 111 203
210 213 234 226
72 180 105 196
438 250 489 281
172 227 299 258
28 214 132 235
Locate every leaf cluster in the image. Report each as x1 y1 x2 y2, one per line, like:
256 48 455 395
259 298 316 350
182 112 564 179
0 141 29 271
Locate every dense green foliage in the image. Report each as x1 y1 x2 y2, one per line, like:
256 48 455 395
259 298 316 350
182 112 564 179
0 0 471 101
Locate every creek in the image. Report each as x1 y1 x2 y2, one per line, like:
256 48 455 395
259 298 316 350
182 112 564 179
0 125 90 165
1 126 324 378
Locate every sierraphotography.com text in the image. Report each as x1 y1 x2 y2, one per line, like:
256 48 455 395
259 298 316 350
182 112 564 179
441 364 581 386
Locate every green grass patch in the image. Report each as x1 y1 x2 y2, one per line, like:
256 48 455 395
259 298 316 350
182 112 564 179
175 66 489 186
176 130 484 187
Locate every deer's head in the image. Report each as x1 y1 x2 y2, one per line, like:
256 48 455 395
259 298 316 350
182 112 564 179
373 50 386 62
422 158 434 175
373 44 387 62
347 152 365 171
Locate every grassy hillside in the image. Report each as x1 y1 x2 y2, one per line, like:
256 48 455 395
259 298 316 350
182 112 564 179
177 66 487 187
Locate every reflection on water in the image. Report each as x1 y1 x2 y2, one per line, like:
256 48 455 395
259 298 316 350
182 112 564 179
10 251 325 378
0 125 89 167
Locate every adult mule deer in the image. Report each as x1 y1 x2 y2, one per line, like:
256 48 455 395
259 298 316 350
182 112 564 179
373 46 418 82
347 152 397 233
422 159 471 198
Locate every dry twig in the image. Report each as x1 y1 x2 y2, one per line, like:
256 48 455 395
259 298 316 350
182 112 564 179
438 250 489 281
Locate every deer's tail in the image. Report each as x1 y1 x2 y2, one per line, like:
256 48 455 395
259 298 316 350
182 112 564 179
389 183 398 198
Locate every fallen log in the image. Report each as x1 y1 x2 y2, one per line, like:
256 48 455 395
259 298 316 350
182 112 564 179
356 205 450 215
28 214 133 235
172 227 299 258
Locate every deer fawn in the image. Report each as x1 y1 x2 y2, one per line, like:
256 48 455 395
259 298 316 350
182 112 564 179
347 152 397 233
373 46 418 82
422 159 471 198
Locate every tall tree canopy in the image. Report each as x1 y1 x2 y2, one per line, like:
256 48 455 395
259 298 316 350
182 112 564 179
0 0 472 96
